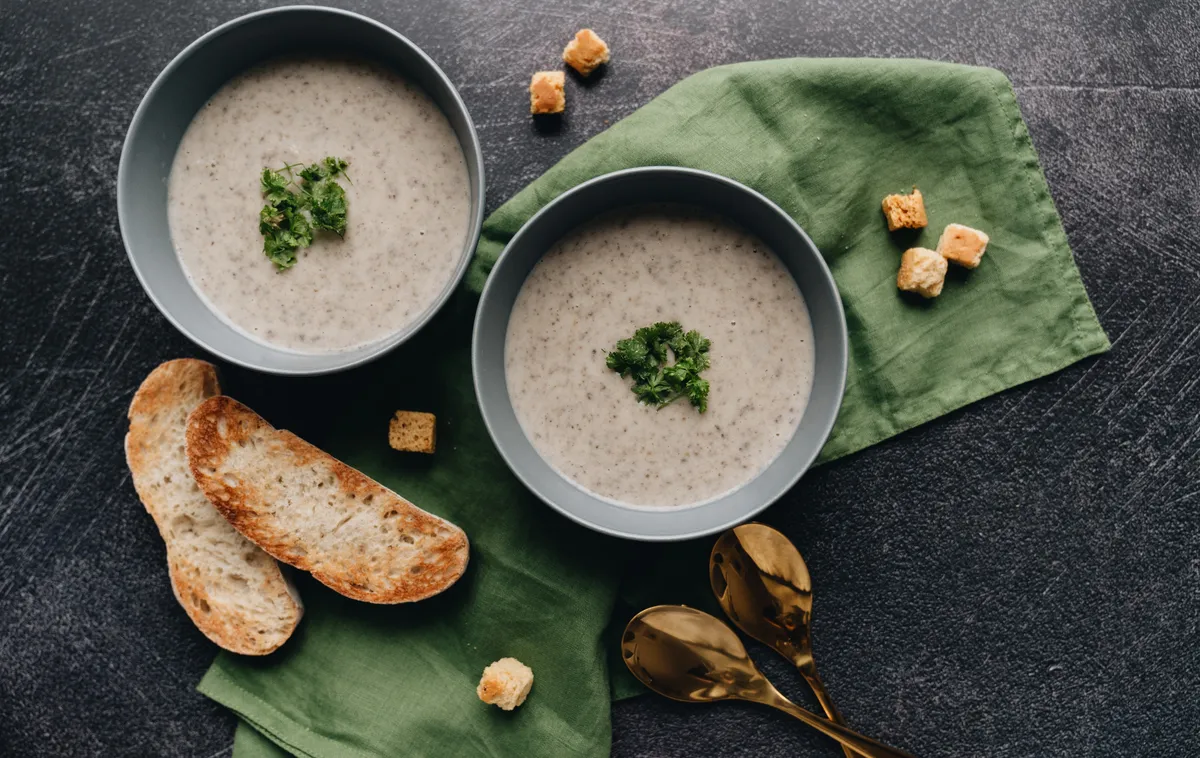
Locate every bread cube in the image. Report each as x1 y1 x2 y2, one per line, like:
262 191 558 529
881 188 928 231
477 657 534 711
897 247 948 298
562 28 610 76
936 223 990 268
389 411 436 454
529 71 565 114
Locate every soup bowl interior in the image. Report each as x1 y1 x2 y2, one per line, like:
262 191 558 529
473 167 848 541
118 6 484 375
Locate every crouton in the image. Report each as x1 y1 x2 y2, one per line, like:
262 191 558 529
897 247 948 298
477 657 534 711
936 223 990 269
881 188 928 231
530 71 565 114
389 411 436 454
562 29 610 76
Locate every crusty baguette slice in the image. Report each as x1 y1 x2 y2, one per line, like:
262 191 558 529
185 396 469 604
125 360 303 655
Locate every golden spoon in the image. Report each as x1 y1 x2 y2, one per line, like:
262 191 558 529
622 605 916 758
711 523 852 758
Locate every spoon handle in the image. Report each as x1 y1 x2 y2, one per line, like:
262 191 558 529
801 670 856 758
762 692 918 758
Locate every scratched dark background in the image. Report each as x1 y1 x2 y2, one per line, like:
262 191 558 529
2 0 1198 756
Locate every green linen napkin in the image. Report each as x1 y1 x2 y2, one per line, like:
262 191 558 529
202 58 1109 758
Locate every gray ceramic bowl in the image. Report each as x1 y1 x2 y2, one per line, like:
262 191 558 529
473 167 848 541
118 6 484 375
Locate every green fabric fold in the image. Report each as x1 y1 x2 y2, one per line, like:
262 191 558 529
203 57 1108 758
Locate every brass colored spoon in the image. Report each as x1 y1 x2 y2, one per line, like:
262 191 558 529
711 523 852 758
622 605 916 758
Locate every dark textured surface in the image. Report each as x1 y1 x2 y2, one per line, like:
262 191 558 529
1 1 1198 756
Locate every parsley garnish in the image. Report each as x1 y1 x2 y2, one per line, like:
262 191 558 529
606 321 712 413
258 157 350 270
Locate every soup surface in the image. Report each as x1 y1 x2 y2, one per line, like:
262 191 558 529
505 206 815 508
168 57 471 353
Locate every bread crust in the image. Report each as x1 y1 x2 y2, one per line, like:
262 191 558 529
562 29 610 76
186 396 470 604
882 188 928 231
477 657 534 711
530 71 565 114
936 222 990 268
897 247 948 298
126 359 302 655
389 410 437 454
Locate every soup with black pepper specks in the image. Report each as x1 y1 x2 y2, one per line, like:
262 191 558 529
168 58 470 353
505 206 815 508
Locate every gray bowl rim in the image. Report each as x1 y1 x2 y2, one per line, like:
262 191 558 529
472 166 849 542
117 4 486 376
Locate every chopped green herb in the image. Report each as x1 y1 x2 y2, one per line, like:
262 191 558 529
304 176 348 237
605 321 712 412
260 167 292 204
298 156 350 182
686 376 710 414
257 156 350 270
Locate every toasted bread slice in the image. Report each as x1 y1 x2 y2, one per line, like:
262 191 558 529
186 396 469 604
125 360 302 655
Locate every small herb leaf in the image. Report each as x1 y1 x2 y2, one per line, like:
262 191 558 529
306 178 348 237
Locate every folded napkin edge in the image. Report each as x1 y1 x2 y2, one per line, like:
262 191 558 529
199 663 372 758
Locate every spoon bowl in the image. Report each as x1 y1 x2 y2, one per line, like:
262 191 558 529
621 604 775 704
711 522 815 667
711 523 852 757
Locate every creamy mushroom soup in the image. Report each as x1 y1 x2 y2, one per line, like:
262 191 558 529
168 58 470 353
505 206 815 508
